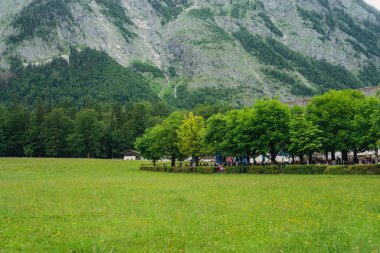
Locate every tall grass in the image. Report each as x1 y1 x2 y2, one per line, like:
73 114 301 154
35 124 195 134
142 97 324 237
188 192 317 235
0 158 379 252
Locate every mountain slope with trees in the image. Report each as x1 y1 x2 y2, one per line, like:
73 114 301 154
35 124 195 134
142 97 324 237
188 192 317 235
0 0 380 104
0 48 159 107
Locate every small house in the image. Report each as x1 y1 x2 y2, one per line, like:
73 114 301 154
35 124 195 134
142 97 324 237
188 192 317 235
123 150 141 161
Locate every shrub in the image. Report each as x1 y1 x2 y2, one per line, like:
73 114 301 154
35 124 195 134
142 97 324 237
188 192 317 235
141 164 380 175
247 165 282 174
172 166 192 173
313 165 329 174
224 166 248 174
194 166 217 174
283 165 328 174
346 164 380 175
324 165 349 174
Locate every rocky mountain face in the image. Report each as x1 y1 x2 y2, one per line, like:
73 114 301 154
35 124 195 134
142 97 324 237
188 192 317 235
0 0 379 105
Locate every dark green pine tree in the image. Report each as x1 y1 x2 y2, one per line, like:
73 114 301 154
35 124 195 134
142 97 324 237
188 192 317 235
0 127 6 156
68 109 104 158
27 99 48 157
3 102 30 157
109 103 127 158
42 108 73 157
0 105 7 156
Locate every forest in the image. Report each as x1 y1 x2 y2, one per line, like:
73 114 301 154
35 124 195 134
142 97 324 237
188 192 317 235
0 99 171 158
0 93 235 158
0 48 159 107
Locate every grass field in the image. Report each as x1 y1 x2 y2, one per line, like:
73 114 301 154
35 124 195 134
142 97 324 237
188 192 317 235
0 158 380 252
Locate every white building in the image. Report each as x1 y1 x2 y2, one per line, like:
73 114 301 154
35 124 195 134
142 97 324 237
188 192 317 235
123 150 141 161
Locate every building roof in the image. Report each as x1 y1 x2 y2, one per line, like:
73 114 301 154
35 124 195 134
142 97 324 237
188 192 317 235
122 150 141 156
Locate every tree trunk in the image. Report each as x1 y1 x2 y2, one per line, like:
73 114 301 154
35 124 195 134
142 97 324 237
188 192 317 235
253 150 257 165
195 156 199 167
292 155 295 164
325 150 329 163
171 154 176 167
246 150 251 165
375 148 379 164
331 150 336 161
299 153 304 164
308 153 313 164
342 150 348 163
270 146 276 164
153 159 156 167
354 149 358 164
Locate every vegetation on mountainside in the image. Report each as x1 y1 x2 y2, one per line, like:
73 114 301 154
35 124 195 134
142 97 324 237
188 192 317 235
234 28 291 69
147 0 191 24
359 62 380 86
297 7 328 36
297 2 380 56
187 8 233 44
233 28 365 95
129 61 165 78
95 0 136 42
258 12 284 37
317 0 330 10
0 48 159 107
356 0 380 21
2 0 379 112
335 8 380 57
262 68 314 96
165 84 238 109
230 2 252 19
252 1 265 11
7 0 135 44
8 0 74 44
229 1 283 37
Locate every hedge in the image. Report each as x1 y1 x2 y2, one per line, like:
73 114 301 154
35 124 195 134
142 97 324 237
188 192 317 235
140 164 380 175
324 165 349 174
246 165 282 174
283 165 328 174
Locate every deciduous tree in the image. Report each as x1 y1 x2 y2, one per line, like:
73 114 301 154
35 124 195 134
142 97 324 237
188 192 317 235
160 111 186 166
251 99 290 164
307 90 365 162
177 112 205 166
289 111 324 163
135 126 164 166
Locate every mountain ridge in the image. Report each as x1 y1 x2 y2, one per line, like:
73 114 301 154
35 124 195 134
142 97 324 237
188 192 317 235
1 0 380 105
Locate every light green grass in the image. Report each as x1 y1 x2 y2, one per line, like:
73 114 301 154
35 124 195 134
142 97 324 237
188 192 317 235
0 158 380 252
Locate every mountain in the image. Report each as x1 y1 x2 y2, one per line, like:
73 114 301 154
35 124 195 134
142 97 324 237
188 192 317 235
1 0 380 106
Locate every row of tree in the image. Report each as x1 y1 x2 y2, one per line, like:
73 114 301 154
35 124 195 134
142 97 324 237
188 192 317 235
0 100 170 158
136 89 380 166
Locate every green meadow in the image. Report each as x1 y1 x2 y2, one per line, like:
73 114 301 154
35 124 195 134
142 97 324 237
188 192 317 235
0 159 379 252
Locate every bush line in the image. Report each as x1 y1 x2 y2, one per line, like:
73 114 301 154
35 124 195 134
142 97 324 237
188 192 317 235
140 164 380 175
